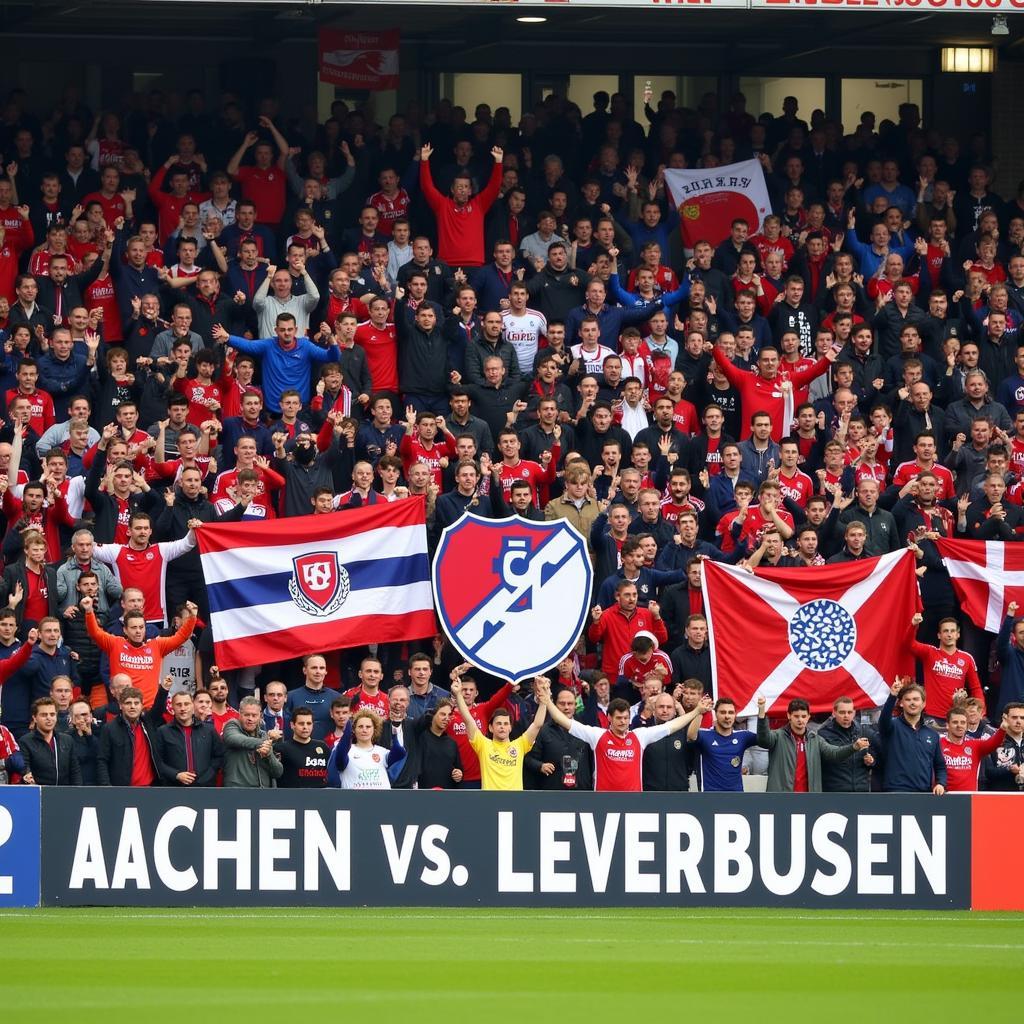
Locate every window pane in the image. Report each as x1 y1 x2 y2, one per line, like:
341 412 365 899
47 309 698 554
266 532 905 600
451 73 522 124
841 79 924 134
738 77 825 125
568 75 618 112
633 76 718 118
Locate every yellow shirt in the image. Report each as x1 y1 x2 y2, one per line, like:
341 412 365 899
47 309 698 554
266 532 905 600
469 731 534 791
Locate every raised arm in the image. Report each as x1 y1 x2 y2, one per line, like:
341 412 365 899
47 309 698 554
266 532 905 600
524 678 550 744
449 676 479 742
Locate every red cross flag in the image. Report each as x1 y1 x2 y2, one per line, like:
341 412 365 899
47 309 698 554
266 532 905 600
935 538 1024 632
701 550 920 717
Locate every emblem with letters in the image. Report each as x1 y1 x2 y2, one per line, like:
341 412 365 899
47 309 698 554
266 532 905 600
432 514 593 683
289 552 350 617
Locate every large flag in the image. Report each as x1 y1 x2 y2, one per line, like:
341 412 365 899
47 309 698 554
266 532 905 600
701 550 919 717
196 498 435 671
935 538 1024 632
318 29 400 90
663 159 772 249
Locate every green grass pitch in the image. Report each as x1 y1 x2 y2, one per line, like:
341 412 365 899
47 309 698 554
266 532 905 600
4 907 1020 1019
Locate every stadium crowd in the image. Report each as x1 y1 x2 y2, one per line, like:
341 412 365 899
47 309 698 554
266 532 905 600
0 80 1022 796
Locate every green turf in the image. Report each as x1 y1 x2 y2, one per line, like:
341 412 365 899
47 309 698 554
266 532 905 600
3 907 1020 1019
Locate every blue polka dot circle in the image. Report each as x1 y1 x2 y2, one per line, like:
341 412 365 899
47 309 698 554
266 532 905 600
788 599 856 671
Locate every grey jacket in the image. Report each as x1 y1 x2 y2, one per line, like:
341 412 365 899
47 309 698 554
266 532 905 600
757 717 857 793
222 719 284 788
55 557 123 613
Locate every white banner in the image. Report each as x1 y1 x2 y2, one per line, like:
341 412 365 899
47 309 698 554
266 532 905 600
663 159 772 248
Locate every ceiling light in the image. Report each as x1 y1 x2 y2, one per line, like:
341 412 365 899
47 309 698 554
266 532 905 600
940 46 994 73
517 15 547 22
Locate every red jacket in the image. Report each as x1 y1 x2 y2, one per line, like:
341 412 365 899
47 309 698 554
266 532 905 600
419 161 502 268
712 347 830 440
148 165 211 244
588 605 668 678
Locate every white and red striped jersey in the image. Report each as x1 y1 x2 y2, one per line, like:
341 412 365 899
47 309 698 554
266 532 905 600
367 189 411 235
776 468 814 508
617 649 673 687
891 460 956 502
570 342 615 377
568 721 678 792
93 535 196 624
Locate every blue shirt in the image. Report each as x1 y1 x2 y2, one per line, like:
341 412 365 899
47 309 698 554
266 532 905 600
690 728 759 792
286 685 341 740
226 334 340 414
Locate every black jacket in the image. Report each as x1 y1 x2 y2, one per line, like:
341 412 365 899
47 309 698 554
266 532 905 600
19 728 81 785
85 447 162 543
153 717 224 786
396 298 453 397
642 728 691 792
2 560 59 627
816 715 873 793
670 642 712 691
525 719 593 791
413 717 463 789
69 727 101 785
153 490 246 574
380 719 420 789
96 709 164 786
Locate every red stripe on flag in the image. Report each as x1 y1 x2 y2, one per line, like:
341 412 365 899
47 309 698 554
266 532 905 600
212 609 438 671
196 495 426 556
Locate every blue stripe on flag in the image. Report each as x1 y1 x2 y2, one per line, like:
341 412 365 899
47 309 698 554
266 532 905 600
205 553 430 615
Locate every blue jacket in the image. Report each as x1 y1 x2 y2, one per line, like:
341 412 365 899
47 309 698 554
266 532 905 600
219 416 275 469
877 691 947 792
262 707 291 735
996 614 1024 713
844 233 914 279
112 228 164 324
607 273 690 326
37 352 91 419
25 644 79 702
614 208 679 258
738 438 781 489
564 301 660 349
226 334 340 413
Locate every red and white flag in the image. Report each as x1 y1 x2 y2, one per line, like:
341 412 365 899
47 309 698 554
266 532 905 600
935 538 1024 632
196 498 435 670
701 550 920 717
663 159 771 249
318 29 400 91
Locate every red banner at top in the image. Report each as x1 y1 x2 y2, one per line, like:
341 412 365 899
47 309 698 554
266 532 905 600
318 29 400 90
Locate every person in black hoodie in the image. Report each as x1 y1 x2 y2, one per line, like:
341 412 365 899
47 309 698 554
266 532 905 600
413 701 463 789
816 695 877 793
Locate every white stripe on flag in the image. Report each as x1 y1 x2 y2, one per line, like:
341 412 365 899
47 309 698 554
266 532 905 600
986 540 1005 633
210 580 434 642
944 544 1024 633
200 523 426 585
